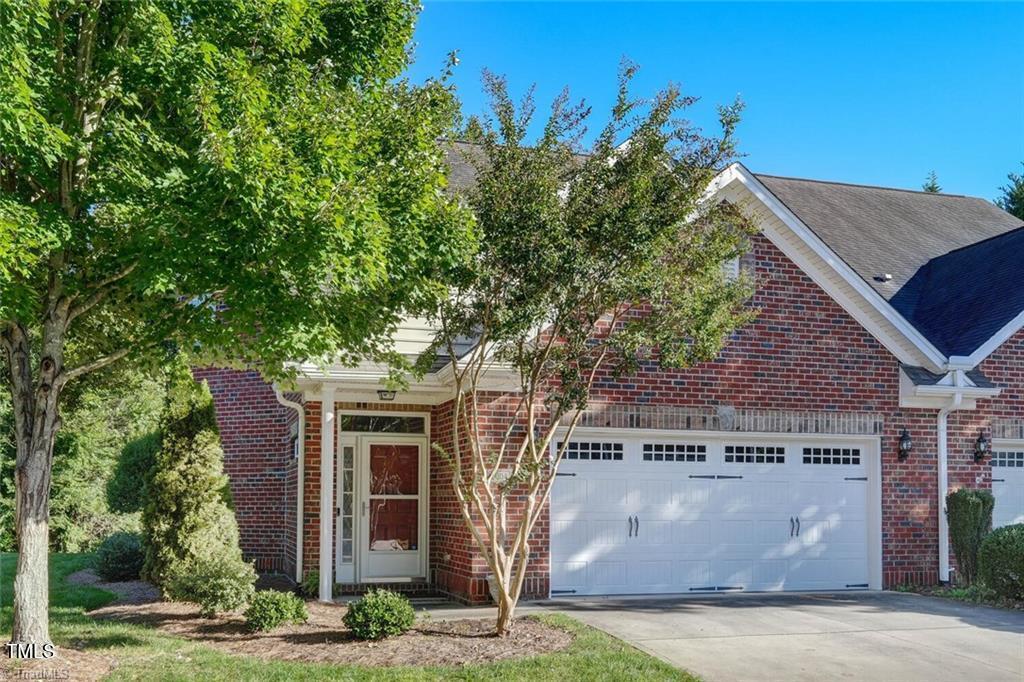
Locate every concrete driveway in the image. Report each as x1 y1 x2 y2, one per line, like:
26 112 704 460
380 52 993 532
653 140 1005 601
549 592 1024 682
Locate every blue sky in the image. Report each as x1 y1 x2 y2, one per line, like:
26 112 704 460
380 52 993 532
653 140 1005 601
406 2 1024 199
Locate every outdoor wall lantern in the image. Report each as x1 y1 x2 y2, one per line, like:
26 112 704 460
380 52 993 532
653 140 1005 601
973 430 990 463
898 428 912 461
376 389 397 401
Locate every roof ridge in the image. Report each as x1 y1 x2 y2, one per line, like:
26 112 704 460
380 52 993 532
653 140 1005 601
753 172 974 200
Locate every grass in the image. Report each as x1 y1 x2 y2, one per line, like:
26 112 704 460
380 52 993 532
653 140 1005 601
1 553 696 681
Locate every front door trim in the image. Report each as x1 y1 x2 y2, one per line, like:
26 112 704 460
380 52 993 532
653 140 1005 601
335 408 431 584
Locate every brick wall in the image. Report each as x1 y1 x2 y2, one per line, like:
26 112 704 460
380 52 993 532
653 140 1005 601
194 368 297 576
428 394 551 604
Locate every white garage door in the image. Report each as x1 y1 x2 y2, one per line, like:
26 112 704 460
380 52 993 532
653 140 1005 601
551 434 876 596
992 446 1024 529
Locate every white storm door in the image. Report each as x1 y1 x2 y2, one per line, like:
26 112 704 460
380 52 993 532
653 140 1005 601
992 446 1024 528
359 437 427 580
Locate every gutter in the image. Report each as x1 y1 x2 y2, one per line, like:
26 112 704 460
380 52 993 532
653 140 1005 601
273 383 305 583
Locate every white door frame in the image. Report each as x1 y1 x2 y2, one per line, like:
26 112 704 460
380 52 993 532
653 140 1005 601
549 426 883 594
335 410 431 584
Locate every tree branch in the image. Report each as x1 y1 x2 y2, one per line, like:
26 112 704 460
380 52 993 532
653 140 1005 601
60 347 129 384
67 261 138 323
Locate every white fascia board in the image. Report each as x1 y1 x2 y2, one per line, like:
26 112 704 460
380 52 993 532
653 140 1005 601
713 164 949 372
914 384 1000 399
292 357 521 405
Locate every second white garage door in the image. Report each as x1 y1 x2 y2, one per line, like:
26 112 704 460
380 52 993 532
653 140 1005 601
992 444 1024 529
550 433 879 596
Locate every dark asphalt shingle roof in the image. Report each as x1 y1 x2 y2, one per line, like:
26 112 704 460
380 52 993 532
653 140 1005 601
754 174 1023 300
891 226 1024 357
901 364 997 389
754 173 1024 358
444 141 480 193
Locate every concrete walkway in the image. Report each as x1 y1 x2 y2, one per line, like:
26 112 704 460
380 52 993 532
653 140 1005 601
545 591 1024 682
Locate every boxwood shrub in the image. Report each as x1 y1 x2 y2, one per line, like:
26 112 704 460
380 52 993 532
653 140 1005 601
94 532 145 582
978 523 1024 600
167 554 256 617
244 590 309 632
343 589 415 640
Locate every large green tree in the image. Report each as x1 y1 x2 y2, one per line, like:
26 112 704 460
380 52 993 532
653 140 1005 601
0 366 164 553
996 162 1024 220
0 0 472 649
430 66 754 635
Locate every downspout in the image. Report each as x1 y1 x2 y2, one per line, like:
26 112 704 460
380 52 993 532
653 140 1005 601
274 384 304 583
936 369 966 584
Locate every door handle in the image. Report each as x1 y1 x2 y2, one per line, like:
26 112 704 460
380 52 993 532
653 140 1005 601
628 516 633 538
634 515 639 538
362 500 367 517
795 517 800 537
790 517 794 537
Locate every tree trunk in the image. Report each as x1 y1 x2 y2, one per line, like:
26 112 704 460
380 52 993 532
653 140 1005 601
496 592 516 636
5 315 66 653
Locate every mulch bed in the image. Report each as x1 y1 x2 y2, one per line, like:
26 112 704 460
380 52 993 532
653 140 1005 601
89 597 573 668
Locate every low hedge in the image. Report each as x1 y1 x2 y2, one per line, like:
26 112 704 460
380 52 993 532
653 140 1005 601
94 532 145 582
978 523 1024 600
343 590 415 640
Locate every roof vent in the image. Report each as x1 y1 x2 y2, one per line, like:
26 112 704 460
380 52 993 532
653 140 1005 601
874 273 893 282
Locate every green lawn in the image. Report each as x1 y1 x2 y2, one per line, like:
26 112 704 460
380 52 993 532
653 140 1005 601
0 553 696 681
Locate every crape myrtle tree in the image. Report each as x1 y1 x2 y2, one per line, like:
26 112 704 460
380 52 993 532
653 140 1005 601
0 0 473 649
429 65 756 636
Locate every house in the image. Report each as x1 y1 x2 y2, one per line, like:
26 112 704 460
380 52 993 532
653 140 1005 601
198 155 1024 604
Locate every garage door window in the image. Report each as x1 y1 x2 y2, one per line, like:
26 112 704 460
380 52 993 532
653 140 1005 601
642 443 707 462
560 441 623 461
992 450 1024 468
724 445 785 463
803 447 861 465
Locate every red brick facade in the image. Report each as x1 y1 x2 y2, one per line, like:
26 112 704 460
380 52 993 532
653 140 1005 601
203 233 1023 599
193 368 298 575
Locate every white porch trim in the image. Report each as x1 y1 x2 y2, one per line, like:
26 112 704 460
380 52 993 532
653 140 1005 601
319 385 336 602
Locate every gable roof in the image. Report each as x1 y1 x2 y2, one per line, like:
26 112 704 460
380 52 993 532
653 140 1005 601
891 226 1024 357
751 172 1024 362
754 174 1023 300
440 151 1024 370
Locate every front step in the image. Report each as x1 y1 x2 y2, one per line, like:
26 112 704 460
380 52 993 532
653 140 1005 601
334 581 440 600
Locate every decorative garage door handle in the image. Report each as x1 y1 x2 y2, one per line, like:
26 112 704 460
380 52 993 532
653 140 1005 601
634 515 639 537
790 517 795 537
795 517 800 536
627 516 633 537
